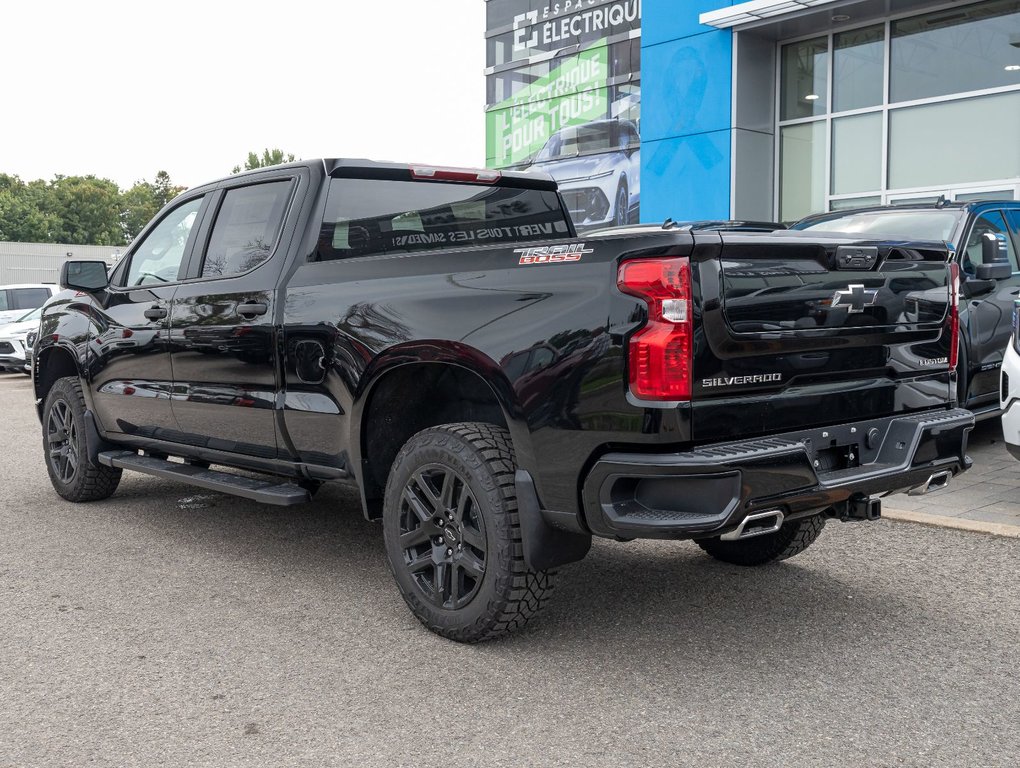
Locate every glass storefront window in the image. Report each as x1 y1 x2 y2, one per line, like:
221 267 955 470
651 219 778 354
831 112 882 194
888 91 1020 189
780 121 826 221
891 0 1020 103
833 25 885 112
781 37 828 120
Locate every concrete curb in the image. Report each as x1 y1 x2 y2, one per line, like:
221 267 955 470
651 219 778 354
882 507 1020 539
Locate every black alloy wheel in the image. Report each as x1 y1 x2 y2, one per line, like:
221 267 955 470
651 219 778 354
398 464 487 610
46 397 79 484
42 376 121 502
382 422 556 643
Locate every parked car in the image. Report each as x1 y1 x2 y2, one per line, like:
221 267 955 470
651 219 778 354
1001 300 1020 459
34 159 972 642
794 201 1020 418
521 118 639 229
0 305 43 374
0 284 57 325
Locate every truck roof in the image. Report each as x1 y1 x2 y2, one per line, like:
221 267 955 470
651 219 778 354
222 158 556 190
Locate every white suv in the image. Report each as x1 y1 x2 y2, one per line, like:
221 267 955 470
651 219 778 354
0 284 57 325
1002 300 1020 460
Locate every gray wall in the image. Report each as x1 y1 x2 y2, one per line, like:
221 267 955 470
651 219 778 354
0 242 123 285
731 31 776 222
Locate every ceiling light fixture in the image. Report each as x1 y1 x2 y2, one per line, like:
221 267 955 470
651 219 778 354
805 94 820 100
832 14 850 22
1006 65 1020 71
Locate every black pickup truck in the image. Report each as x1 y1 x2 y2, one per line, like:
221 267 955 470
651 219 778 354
795 201 1020 418
35 160 973 642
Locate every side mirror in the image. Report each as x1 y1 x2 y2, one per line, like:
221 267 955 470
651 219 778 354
981 232 1010 265
975 261 1012 280
60 260 109 292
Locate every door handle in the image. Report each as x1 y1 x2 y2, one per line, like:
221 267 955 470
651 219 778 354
143 306 167 321
237 302 268 317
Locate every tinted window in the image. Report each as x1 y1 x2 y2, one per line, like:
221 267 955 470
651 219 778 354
125 197 203 286
11 287 50 310
964 212 1019 274
794 210 964 241
315 178 570 260
201 180 293 278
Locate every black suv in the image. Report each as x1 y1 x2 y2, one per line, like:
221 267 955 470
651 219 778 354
795 201 1020 417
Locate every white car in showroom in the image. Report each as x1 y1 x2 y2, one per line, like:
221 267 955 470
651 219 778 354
0 305 43 374
1002 300 1020 460
523 118 639 230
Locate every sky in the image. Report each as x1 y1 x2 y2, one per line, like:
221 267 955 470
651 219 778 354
0 0 487 190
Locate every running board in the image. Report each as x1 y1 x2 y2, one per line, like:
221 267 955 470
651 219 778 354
97 450 311 506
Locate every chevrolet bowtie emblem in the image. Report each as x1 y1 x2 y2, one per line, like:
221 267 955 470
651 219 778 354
830 284 878 313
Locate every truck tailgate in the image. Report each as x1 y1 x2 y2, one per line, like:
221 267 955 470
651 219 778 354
692 233 955 442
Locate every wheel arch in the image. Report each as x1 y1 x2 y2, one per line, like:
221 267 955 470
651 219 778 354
34 343 84 422
352 344 533 520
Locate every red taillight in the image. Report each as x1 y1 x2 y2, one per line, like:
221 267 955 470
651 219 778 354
618 257 693 401
949 262 960 371
410 166 501 184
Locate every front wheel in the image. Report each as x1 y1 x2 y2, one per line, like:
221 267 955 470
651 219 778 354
42 377 121 502
696 515 825 566
382 422 555 643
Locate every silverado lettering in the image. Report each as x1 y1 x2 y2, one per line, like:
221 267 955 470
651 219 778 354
702 374 782 387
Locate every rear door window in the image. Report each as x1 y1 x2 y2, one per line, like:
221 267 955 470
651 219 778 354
315 178 570 261
0 291 9 311
11 287 51 310
200 180 294 278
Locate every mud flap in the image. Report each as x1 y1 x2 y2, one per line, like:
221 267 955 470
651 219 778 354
515 470 591 571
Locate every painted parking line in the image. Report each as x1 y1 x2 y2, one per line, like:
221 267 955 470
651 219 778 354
883 507 1020 539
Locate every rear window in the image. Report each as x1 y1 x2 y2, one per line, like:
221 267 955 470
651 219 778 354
314 178 570 261
11 287 51 310
793 210 964 241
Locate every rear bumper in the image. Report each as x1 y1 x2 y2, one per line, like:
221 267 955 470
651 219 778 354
580 408 974 540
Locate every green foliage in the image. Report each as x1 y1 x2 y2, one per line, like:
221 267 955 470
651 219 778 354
0 170 188 245
231 148 296 174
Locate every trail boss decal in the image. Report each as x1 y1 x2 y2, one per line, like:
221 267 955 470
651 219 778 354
516 242 594 265
702 373 782 388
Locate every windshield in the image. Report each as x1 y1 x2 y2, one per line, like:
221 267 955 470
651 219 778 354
16 306 43 323
792 210 965 242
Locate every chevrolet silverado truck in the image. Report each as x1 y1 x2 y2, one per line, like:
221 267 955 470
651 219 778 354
795 200 1020 418
34 160 973 642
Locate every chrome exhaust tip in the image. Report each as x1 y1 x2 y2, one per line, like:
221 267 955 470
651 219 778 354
720 509 785 541
908 469 953 496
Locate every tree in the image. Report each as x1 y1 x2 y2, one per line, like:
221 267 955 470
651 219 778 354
0 175 60 242
232 148 296 174
46 175 124 246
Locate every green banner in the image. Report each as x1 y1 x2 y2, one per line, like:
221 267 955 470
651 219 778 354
486 43 609 168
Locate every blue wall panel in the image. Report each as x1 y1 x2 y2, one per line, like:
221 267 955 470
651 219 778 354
642 1 735 47
640 1 735 223
640 130 732 222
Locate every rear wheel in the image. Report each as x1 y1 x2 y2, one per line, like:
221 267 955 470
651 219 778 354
613 181 629 226
42 377 121 502
696 515 825 566
382 422 555 643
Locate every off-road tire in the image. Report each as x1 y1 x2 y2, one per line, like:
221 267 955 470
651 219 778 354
382 422 555 643
696 514 825 566
42 376 121 502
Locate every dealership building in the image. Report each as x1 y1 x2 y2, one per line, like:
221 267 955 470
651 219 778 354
485 0 1020 227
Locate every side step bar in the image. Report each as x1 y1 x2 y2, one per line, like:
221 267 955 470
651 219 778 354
97 450 311 506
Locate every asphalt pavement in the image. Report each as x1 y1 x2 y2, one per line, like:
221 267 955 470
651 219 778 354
2 372 1019 767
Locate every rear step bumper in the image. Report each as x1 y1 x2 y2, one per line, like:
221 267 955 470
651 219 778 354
98 450 310 506
579 408 974 540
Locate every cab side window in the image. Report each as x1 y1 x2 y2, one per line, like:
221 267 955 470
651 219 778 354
963 211 1018 275
124 197 204 287
200 180 293 278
